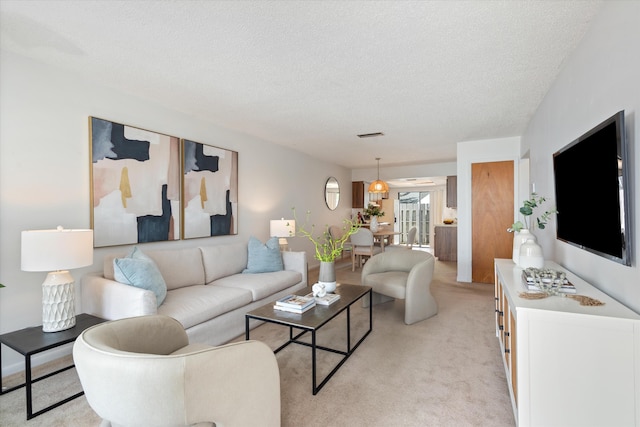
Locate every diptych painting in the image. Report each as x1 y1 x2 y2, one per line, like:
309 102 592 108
90 117 181 247
182 140 238 239
90 117 238 247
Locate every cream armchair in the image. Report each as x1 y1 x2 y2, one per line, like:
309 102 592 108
73 315 280 427
361 250 438 325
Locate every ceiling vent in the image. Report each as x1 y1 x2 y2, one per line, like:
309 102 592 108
357 132 384 138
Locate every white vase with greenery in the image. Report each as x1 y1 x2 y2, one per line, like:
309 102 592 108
512 229 536 264
508 193 556 267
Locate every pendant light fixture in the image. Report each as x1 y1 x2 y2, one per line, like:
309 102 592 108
368 158 389 194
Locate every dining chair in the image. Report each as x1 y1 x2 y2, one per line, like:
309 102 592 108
386 226 417 251
329 225 353 259
350 227 383 271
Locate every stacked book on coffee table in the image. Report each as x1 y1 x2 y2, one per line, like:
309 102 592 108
274 294 316 314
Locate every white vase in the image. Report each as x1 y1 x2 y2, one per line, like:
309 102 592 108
318 261 337 293
370 216 380 232
518 238 544 269
512 229 536 265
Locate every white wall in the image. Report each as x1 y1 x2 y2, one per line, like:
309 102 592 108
0 50 352 375
523 2 640 313
456 137 521 282
351 161 457 183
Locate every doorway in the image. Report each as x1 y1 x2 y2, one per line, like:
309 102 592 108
398 191 430 247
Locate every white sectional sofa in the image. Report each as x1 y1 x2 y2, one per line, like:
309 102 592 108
81 242 307 346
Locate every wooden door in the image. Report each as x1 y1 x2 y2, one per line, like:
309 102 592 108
472 161 514 283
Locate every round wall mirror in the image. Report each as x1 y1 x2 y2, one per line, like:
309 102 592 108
325 177 340 210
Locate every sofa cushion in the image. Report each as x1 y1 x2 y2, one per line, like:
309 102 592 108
105 248 205 290
213 270 303 301
143 248 205 290
113 247 167 306
200 243 248 283
158 285 252 330
243 236 284 274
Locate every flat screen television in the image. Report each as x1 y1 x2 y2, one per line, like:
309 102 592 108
553 110 631 266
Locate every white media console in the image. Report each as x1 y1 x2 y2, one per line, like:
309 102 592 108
494 258 640 427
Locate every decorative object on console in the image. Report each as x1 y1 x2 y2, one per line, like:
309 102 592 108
270 218 295 250
512 229 536 265
21 226 94 332
182 139 238 239
90 117 181 247
508 193 556 266
518 238 544 269
521 267 575 294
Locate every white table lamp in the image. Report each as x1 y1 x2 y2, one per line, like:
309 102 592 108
21 226 94 332
270 219 295 251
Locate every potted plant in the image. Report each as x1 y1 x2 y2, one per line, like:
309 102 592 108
508 193 557 266
293 208 360 291
363 203 384 232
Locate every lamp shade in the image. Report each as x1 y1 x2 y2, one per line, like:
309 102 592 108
21 227 94 272
368 157 389 194
368 179 389 193
270 219 295 238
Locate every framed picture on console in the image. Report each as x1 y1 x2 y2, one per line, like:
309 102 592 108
89 117 181 247
182 139 238 239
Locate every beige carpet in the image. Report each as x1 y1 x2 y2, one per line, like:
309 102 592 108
0 258 514 427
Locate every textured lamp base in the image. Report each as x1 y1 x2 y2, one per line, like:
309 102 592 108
42 271 76 332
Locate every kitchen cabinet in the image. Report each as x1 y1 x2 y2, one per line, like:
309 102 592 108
352 181 364 208
446 175 457 208
434 225 457 261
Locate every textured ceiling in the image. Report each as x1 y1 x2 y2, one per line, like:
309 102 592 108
1 0 602 170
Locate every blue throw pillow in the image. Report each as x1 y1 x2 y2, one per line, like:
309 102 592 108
243 236 284 274
113 247 167 306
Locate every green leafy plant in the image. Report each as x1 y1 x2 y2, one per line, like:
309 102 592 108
293 208 361 262
363 203 384 218
508 193 557 233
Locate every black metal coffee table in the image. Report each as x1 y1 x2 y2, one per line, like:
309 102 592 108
245 283 372 394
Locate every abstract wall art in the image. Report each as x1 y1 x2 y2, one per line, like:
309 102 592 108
90 117 181 247
182 139 238 239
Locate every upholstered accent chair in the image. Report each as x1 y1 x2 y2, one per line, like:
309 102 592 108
350 227 383 271
361 250 437 324
385 226 417 251
73 315 280 427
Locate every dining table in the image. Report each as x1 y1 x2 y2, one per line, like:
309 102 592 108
371 228 401 251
